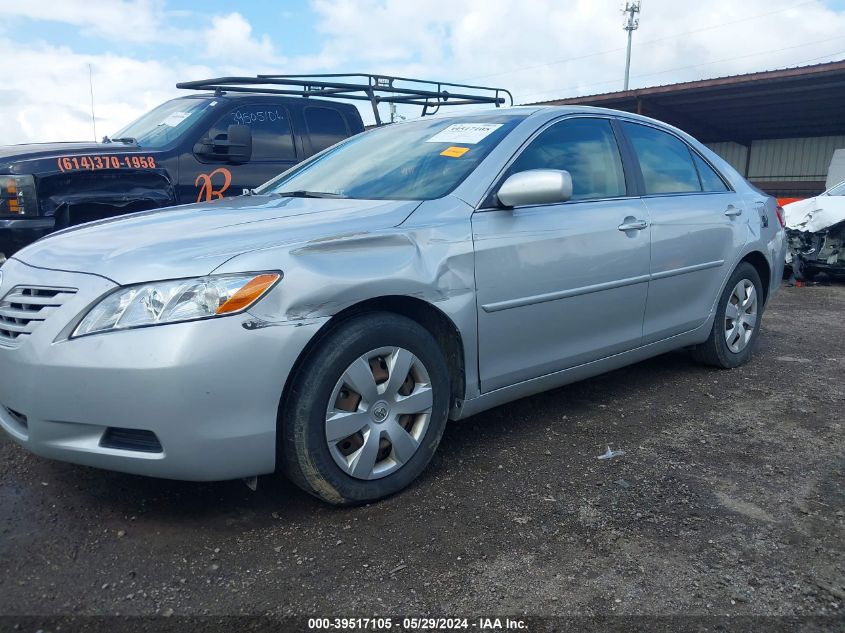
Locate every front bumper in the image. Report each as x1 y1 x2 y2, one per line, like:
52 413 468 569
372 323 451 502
0 258 326 481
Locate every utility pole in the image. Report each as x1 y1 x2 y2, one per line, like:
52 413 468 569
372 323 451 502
622 1 641 91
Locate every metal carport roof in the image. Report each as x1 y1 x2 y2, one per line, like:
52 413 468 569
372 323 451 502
530 60 845 143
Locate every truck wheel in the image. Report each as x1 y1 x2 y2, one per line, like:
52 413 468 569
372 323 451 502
692 262 763 369
280 312 450 505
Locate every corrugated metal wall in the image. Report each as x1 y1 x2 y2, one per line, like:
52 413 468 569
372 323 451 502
706 136 845 180
748 136 845 182
706 142 748 174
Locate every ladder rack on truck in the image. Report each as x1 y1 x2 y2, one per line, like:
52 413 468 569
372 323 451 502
176 73 514 125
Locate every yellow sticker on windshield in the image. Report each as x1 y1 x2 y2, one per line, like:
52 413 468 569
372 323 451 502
440 146 470 158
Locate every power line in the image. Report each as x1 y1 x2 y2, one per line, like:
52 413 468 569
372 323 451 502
465 0 816 82
520 34 845 102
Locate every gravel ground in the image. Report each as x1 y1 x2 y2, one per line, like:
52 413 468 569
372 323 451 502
0 281 843 626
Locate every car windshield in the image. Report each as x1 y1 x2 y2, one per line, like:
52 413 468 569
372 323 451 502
825 181 845 196
109 98 214 148
260 114 525 200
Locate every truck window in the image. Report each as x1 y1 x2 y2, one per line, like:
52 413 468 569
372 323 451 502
209 105 296 161
305 107 350 153
111 98 213 149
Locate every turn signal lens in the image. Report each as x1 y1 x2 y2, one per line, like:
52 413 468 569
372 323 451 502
0 175 36 215
217 273 280 314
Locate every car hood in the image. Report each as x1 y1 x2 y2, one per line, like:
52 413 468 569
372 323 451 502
783 195 845 233
13 195 421 285
0 142 146 170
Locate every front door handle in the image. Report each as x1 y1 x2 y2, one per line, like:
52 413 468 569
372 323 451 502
724 205 743 217
618 218 649 231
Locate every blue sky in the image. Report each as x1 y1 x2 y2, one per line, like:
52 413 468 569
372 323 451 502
4 2 317 58
1 0 844 143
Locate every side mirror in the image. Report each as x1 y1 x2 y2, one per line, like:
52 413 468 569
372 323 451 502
497 169 573 208
195 124 253 164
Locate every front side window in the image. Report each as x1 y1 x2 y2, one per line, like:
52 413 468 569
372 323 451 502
208 105 296 161
261 114 524 200
509 118 626 200
305 107 350 153
623 122 701 195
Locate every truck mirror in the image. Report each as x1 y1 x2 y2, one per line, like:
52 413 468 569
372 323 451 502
195 125 253 164
225 125 252 164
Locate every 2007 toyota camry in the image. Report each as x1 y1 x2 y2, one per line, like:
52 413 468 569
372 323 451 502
0 107 786 505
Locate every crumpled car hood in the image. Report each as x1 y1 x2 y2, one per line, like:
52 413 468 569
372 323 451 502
783 196 845 233
12 195 420 285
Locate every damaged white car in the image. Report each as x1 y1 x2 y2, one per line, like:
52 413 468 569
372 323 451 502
784 180 845 280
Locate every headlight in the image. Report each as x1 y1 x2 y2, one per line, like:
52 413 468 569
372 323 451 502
73 272 280 337
0 174 37 215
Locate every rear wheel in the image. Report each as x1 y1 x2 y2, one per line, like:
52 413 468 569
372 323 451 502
280 312 450 505
693 262 763 369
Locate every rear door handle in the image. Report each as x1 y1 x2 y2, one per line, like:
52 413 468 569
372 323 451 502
618 219 649 231
724 205 743 217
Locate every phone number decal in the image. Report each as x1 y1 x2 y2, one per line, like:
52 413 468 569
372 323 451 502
56 155 157 172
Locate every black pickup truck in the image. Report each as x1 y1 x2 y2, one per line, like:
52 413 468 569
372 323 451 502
0 86 364 255
0 73 511 257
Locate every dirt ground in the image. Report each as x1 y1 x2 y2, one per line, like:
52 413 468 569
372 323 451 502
1 281 843 626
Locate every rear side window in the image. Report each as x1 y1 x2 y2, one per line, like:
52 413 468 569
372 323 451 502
209 105 296 161
509 118 626 200
305 107 350 153
623 122 700 194
692 152 729 192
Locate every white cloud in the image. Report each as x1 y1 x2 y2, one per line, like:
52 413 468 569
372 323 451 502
308 0 845 109
0 0 170 43
0 38 212 144
203 12 281 62
1 0 844 142
0 9 290 144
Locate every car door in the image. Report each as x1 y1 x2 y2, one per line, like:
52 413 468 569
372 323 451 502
178 103 299 204
472 117 651 392
619 122 747 344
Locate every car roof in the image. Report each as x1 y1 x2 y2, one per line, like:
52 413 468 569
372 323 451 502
413 105 691 136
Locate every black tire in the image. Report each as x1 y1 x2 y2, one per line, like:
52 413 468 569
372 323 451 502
279 312 450 505
799 268 817 282
692 262 764 369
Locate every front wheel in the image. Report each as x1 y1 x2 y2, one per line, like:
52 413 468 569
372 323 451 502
280 312 450 505
692 262 764 369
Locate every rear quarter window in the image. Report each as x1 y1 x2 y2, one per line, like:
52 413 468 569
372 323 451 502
692 152 730 192
305 107 350 154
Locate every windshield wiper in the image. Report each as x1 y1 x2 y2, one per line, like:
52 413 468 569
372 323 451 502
102 136 139 145
273 190 345 199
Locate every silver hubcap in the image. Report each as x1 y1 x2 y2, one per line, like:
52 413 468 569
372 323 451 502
724 278 758 353
325 347 433 480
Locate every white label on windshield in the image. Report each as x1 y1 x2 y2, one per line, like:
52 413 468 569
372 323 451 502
161 111 191 127
425 123 502 144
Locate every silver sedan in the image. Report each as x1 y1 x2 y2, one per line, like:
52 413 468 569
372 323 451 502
0 107 786 504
